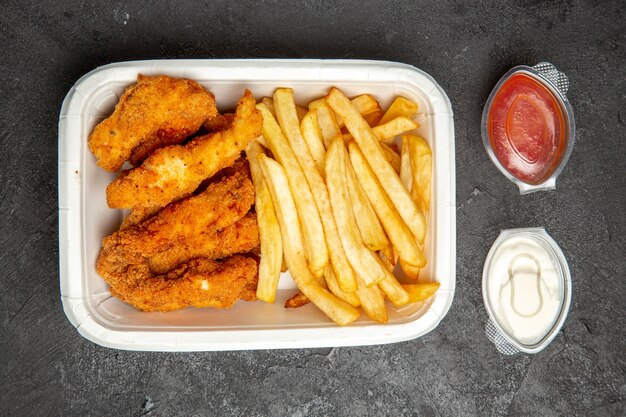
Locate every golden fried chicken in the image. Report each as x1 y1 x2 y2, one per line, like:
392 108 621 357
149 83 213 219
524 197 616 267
106 90 262 209
97 170 260 312
88 74 218 172
109 256 259 312
118 157 252 230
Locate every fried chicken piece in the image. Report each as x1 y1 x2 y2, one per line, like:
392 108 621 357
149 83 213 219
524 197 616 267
203 113 235 133
147 212 259 274
119 205 162 230
99 170 257 279
106 90 262 209
97 170 260 311
109 256 258 312
88 74 218 172
119 157 252 230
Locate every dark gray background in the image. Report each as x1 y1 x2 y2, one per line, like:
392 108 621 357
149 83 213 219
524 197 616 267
1 0 624 416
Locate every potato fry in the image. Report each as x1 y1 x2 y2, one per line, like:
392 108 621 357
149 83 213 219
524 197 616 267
406 134 432 219
336 94 383 127
300 111 326 176
295 104 307 122
256 135 268 148
309 98 342 149
348 142 426 268
285 292 310 308
246 141 283 303
324 266 360 307
261 98 308 122
400 261 421 280
342 116 417 144
375 253 410 307
356 277 387 323
380 142 401 174
326 88 427 244
379 96 419 125
259 154 360 325
345 158 389 251
374 116 419 144
261 97 277 118
400 136 413 191
273 88 357 292
400 136 423 281
403 282 440 303
257 103 329 278
378 246 397 267
325 138 386 287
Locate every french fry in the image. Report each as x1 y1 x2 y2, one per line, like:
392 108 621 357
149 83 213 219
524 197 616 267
273 88 357 292
400 262 421 280
246 141 283 303
345 158 389 251
373 116 419 144
375 253 410 307
324 266 360 307
342 116 418 144
336 94 383 127
326 88 427 244
406 134 432 219
286 266 360 309
403 282 440 303
342 135 399 171
300 111 326 176
285 292 310 308
348 142 426 268
399 135 425 279
256 135 268 148
379 246 397 267
295 105 307 122
257 103 329 278
379 96 419 125
325 138 386 287
400 136 413 191
309 98 342 149
259 154 360 325
261 97 277 118
356 277 388 323
380 142 401 174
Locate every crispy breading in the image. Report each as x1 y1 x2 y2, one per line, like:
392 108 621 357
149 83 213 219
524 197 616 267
106 90 262 209
109 256 258 312
97 171 260 312
118 157 252 230
88 74 218 172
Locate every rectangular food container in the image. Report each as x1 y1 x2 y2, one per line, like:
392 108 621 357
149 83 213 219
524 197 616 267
59 59 456 351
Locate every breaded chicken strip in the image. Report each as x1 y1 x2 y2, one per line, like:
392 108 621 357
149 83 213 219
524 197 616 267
109 256 258 312
118 157 252 230
88 74 218 172
99 170 257 278
106 90 262 209
97 170 260 311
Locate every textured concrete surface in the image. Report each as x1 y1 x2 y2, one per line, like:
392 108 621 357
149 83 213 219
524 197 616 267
1 0 624 416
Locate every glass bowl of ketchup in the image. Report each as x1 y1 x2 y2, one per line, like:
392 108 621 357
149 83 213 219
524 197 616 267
481 62 575 193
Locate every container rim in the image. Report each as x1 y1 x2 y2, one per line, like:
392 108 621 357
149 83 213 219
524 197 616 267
481 228 572 354
480 64 576 194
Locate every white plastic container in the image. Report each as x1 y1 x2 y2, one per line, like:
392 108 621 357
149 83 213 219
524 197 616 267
483 228 571 354
58 59 456 351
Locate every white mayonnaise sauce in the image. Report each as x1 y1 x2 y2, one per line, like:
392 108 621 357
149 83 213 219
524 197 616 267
486 236 563 345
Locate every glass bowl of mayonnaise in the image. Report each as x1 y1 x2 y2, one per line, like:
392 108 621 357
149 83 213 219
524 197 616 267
482 228 571 354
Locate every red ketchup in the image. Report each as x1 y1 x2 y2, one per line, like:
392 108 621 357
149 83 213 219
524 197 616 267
487 74 566 184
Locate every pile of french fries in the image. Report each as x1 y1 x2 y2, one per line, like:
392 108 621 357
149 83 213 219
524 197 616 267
246 87 439 325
